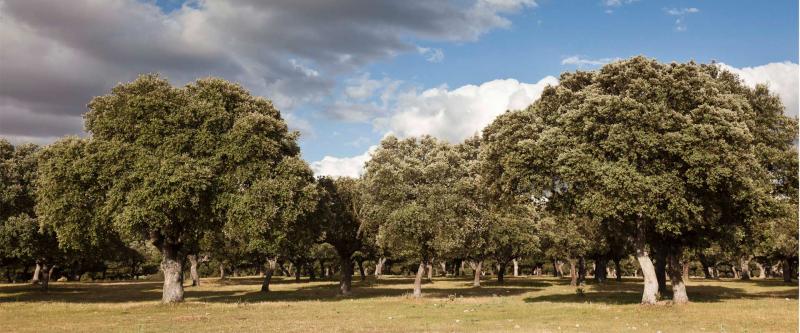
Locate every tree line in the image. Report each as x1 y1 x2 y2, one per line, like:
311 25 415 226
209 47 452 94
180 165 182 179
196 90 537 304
1 57 796 304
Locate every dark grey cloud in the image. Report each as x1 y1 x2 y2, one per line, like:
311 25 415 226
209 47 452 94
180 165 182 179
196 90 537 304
0 0 536 144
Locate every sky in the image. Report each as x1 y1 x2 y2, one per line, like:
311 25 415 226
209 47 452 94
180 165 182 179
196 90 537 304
1 0 798 177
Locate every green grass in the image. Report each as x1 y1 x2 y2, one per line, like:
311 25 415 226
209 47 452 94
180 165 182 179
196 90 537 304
0 276 796 332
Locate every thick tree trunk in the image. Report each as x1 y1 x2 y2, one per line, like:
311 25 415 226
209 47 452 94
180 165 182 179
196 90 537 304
634 225 659 305
160 242 184 303
739 256 751 280
783 258 793 283
413 261 425 297
614 258 622 281
339 256 354 295
219 263 226 279
594 257 607 283
472 261 482 287
375 257 386 278
261 259 277 292
568 259 578 286
188 254 200 287
308 262 317 281
31 263 41 285
294 262 302 281
497 262 507 284
513 259 519 277
755 261 766 279
440 262 447 276
667 251 689 304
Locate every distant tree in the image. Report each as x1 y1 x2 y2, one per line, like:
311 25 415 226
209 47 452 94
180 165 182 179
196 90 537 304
363 136 466 297
317 177 366 295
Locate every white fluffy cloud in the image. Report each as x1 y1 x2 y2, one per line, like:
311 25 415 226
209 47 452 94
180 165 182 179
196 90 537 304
377 76 559 142
561 55 621 67
310 146 377 178
718 62 799 117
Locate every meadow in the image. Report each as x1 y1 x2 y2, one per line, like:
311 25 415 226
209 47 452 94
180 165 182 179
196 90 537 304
1 276 796 332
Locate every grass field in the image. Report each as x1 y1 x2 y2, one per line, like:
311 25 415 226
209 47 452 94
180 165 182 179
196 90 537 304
0 275 796 332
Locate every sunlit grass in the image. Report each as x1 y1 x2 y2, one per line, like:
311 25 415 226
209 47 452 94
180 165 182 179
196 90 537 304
0 276 796 332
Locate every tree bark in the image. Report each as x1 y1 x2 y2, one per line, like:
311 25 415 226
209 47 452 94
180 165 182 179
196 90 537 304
614 258 622 281
261 259 277 292
513 259 519 277
739 256 751 280
31 263 41 285
39 263 50 291
594 257 607 283
219 263 226 279
783 258 793 283
577 257 586 285
413 261 425 297
294 262 302 281
497 262 507 284
440 262 447 277
700 261 712 279
339 256 354 295
188 254 200 287
357 260 365 282
634 224 659 305
682 260 690 282
568 259 578 286
160 242 184 303
667 251 689 304
653 251 667 296
375 257 386 278
426 263 433 280
472 260 482 287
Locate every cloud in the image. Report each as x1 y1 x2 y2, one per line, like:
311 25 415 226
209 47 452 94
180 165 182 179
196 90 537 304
665 7 700 31
0 0 536 144
561 55 621 67
376 76 559 142
310 145 377 178
603 0 638 14
417 46 445 63
717 62 799 118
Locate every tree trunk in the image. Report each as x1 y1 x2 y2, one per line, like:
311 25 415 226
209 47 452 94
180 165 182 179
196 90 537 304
755 261 766 279
513 259 519 277
472 260 482 287
426 263 433 281
339 256 354 295
614 258 622 281
294 262 302 282
440 262 447 277
783 258 793 283
577 257 586 285
739 256 751 280
413 261 425 298
667 251 689 304
261 259 277 292
39 263 50 291
219 263 226 279
569 259 578 286
654 251 667 295
31 263 41 285
497 262 507 284
731 264 739 279
594 257 607 283
188 254 200 287
634 224 659 305
160 242 184 303
375 257 386 278
700 261 712 279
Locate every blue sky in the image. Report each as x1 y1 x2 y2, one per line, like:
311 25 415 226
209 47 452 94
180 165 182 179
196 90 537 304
1 0 797 176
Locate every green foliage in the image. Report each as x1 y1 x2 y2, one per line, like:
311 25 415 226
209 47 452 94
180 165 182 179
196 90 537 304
363 136 467 263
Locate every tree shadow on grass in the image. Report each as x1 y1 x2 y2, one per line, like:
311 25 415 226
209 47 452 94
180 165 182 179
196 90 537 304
0 276 547 304
523 279 798 305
